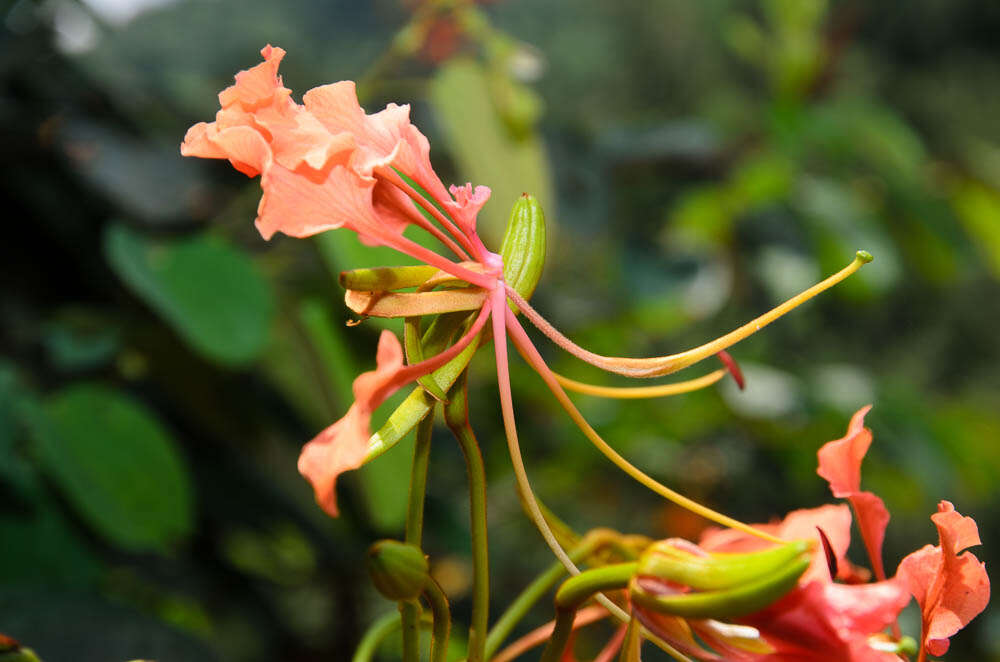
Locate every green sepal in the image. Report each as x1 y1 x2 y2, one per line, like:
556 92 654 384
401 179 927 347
340 265 439 292
629 552 810 620
499 193 546 307
637 539 812 592
404 315 450 402
364 326 482 463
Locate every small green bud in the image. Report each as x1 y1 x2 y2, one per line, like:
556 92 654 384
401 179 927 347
500 193 546 307
637 538 812 592
366 540 430 601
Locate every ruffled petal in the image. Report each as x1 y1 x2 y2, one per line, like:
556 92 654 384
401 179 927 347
296 331 406 517
817 405 873 496
256 162 377 240
897 501 990 657
445 183 492 235
817 406 890 580
297 407 368 517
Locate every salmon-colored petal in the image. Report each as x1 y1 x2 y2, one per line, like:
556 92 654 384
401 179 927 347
740 579 910 659
816 406 890 580
296 331 406 517
848 492 890 582
256 162 378 240
297 407 368 517
817 405 872 496
897 501 989 657
445 183 492 235
218 44 287 109
932 499 982 554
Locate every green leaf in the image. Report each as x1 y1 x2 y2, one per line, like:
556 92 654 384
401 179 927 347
952 180 1000 278
33 384 194 551
429 58 555 249
104 224 273 366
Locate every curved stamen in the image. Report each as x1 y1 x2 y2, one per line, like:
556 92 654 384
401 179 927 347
554 369 727 400
507 252 873 378
373 228 494 289
490 287 635 628
394 198 472 261
504 306 783 545
378 167 482 259
392 301 493 386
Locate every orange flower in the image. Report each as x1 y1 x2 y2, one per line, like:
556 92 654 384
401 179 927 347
896 501 990 659
817 406 890 581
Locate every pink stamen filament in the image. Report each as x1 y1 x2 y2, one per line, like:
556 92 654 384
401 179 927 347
503 306 783 544
392 301 493 387
506 253 870 378
378 167 483 260
391 193 472 261
369 227 494 289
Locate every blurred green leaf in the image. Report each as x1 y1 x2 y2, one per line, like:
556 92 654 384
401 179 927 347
952 180 1000 278
0 508 103 589
429 58 555 249
33 384 194 551
104 224 273 366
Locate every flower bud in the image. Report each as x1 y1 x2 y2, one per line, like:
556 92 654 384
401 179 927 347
500 193 546 306
366 540 430 602
630 539 812 620
637 538 812 591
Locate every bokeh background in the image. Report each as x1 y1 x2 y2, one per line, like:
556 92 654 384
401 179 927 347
2 0 998 660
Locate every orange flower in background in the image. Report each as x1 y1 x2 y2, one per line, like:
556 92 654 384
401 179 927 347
897 501 990 660
817 405 891 581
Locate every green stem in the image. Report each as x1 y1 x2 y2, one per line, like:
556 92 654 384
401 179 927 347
400 601 422 662
352 611 402 662
423 577 452 662
444 372 489 662
554 563 636 610
401 413 435 662
540 563 636 662
483 530 621 659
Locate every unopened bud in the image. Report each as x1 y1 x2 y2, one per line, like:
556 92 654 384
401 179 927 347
637 538 811 592
500 193 547 306
630 539 812 620
366 540 430 601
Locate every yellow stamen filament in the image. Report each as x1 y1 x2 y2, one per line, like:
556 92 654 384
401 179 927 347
509 251 873 378
506 308 785 545
555 369 726 399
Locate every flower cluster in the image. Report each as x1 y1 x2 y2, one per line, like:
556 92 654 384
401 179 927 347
183 47 988 662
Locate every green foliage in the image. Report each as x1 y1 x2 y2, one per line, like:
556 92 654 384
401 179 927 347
33 384 194 551
105 224 273 366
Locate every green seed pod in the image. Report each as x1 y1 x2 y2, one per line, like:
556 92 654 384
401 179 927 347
500 193 547 307
637 538 813 592
366 540 430 602
629 548 811 620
